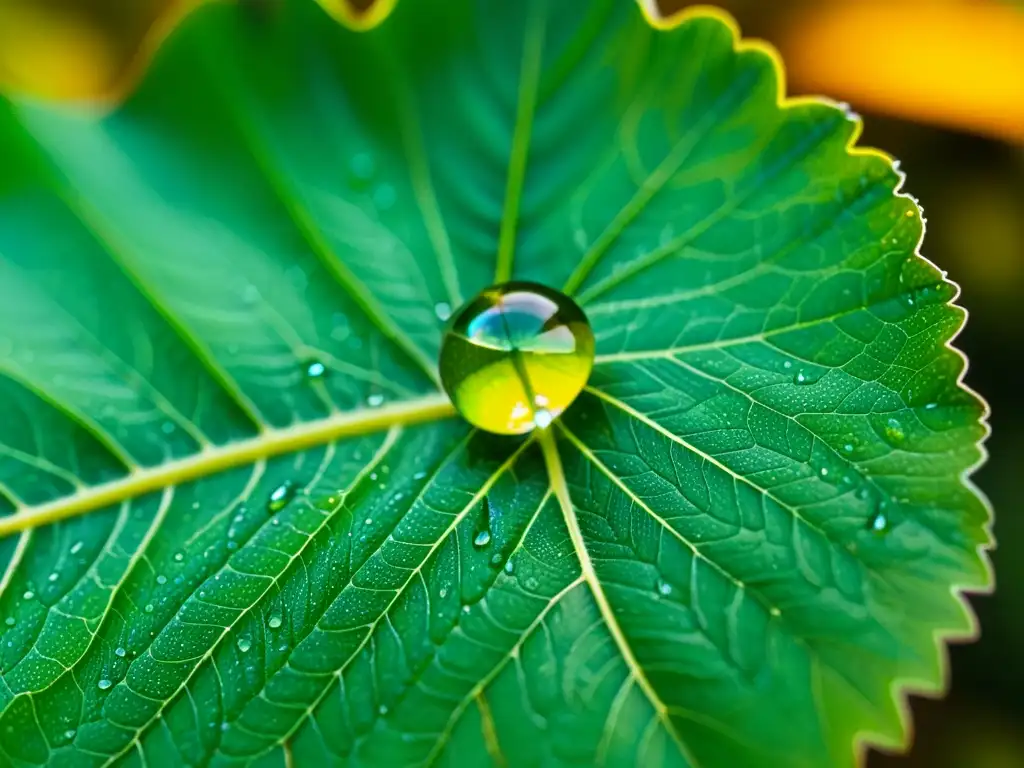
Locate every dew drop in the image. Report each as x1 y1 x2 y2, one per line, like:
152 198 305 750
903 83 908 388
925 402 938 410
503 560 515 575
305 360 327 380
434 302 452 321
438 282 595 435
237 636 252 653
884 417 905 443
144 604 154 614
70 541 84 555
267 480 297 512
114 647 126 658
156 575 167 586
819 467 829 478
97 679 113 691
473 530 491 548
161 421 176 435
378 704 388 716
868 510 889 534
843 443 854 454
655 578 673 597
174 552 184 562
490 553 503 565
268 614 283 630
22 590 34 600
793 371 812 385
4 617 15 627
366 393 385 408
48 573 58 583
524 576 539 590
413 471 427 480
64 729 76 740
782 360 792 369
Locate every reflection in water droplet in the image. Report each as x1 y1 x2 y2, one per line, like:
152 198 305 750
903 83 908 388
306 360 327 379
268 481 297 512
656 578 673 596
114 647 126 658
473 530 491 548
98 679 113 690
438 282 595 435
268 614 283 630
237 636 252 653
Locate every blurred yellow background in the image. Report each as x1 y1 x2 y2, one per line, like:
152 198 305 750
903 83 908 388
0 0 1021 765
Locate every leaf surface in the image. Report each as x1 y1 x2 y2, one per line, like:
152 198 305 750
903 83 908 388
0 1 990 766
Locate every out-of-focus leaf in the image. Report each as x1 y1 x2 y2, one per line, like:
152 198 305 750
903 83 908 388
0 1 991 766
314 0 398 30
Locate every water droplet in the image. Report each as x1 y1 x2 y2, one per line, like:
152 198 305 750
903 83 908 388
524 576 539 590
490 553 503 565
843 443 854 453
365 518 373 525
237 636 252 653
819 467 829 478
48 573 58 582
884 417 905 443
114 647 126 658
413 471 427 480
769 606 781 617
268 614 283 630
794 371 812 385
22 590 33 600
503 560 515 575
64 729 76 740
305 360 326 379
378 704 388 716
473 530 491 548
349 151 375 182
868 510 889 534
144 604 154 614
782 360 792 369
925 402 938 410
97 679 113 691
656 578 673 597
4 617 15 627
156 575 167 586
434 302 452 321
367 394 385 408
438 282 594 435
439 587 448 598
174 552 184 562
268 480 297 512
372 183 397 210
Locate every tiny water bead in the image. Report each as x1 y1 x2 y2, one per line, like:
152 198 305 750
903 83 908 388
438 281 595 435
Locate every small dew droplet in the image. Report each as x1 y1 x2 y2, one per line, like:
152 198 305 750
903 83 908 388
174 552 184 562
367 394 385 408
378 704 388 716
794 371 811 385
22 590 34 600
70 541 84 555
268 614 283 630
868 511 889 534
434 302 452 322
4 617 15 627
925 402 938 410
144 604 154 614
305 360 327 379
843 443 854 453
349 152 375 182
64 729 76 740
114 647 126 658
533 408 553 429
156 575 167 586
819 467 829 478
656 578 673 597
503 560 515 575
97 679 113 691
237 636 252 653
268 480 297 512
473 530 491 548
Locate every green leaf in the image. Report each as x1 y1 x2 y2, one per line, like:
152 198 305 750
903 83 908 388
0 1 991 766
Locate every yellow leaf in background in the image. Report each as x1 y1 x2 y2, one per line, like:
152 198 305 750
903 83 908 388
315 0 398 30
0 0 205 103
778 0 1024 144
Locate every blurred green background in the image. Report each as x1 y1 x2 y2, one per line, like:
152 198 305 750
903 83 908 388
0 0 1020 765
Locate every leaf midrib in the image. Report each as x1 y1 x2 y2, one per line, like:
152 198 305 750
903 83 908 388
0 394 454 538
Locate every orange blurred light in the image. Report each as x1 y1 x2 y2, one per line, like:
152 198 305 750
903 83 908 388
780 0 1024 144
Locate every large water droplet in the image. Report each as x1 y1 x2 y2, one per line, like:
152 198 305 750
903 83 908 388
434 302 452 322
97 679 113 691
473 530 491 548
366 393 385 408
268 614 283 630
237 636 252 653
114 647 126 658
503 559 515 575
438 282 595 435
267 480 297 512
867 510 890 534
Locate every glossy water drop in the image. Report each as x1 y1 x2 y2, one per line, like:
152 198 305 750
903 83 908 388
144 603 154 614
64 729 76 740
473 530 491 548
156 575 167 586
793 371 812 385
114 647 126 658
434 302 452 321
267 480 296 512
438 281 595 435
366 393 385 408
503 559 515 575
174 552 184 562
656 578 673 597
237 636 252 653
306 360 327 380
268 614 283 630
69 541 84 555
843 443 854 454
97 679 113 691
884 417 905 443
868 510 889 534
4 617 14 627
